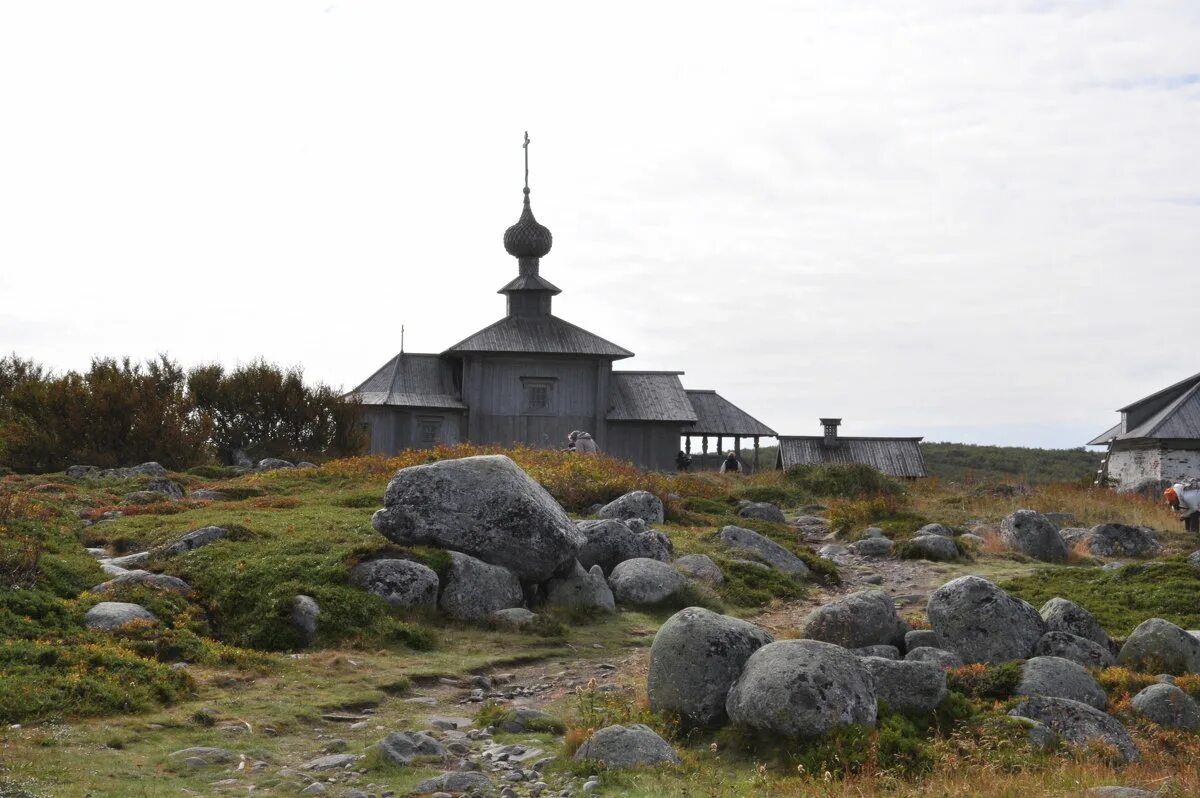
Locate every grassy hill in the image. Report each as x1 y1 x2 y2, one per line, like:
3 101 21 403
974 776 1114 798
920 442 1100 485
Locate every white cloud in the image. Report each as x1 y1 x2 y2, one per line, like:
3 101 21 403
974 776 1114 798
1 1 1197 448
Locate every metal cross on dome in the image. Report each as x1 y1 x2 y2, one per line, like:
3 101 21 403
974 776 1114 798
523 131 530 191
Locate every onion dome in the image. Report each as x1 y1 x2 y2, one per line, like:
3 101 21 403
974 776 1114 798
503 187 553 259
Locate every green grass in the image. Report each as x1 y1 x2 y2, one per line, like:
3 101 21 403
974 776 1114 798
1002 561 1200 638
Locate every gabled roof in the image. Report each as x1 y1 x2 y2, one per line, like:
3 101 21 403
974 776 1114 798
348 353 465 409
685 390 776 437
777 436 927 478
1090 372 1200 444
607 372 698 423
444 314 634 359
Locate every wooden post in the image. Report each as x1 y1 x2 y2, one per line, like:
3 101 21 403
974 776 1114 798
702 435 708 469
716 436 723 468
753 436 760 472
735 436 742 467
684 436 691 455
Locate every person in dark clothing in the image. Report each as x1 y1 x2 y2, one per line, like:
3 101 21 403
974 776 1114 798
722 451 740 474
675 450 692 472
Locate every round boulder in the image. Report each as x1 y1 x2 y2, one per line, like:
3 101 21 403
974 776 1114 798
1008 696 1139 763
847 536 894 557
648 607 773 727
903 535 960 562
1039 598 1111 650
573 724 680 768
798 589 909 650
1131 683 1200 731
1017 656 1108 710
84 601 157 630
92 570 193 596
575 519 672 574
726 640 877 736
927 576 1046 664
1034 631 1116 669
917 523 956 538
349 559 439 609
597 491 665 525
155 526 229 557
859 656 947 714
999 509 1067 562
371 455 583 582
737 502 786 524
607 558 689 606
718 525 809 577
905 647 964 669
904 629 943 653
543 561 615 612
1118 618 1200 675
672 554 723 585
438 551 523 621
1082 524 1162 558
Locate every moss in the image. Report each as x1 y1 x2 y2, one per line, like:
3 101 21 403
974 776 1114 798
716 557 806 607
946 662 1023 701
1001 562 1200 637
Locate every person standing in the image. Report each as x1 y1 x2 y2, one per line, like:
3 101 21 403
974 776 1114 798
720 451 741 474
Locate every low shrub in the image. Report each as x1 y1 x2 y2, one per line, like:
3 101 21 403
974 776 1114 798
717 557 807 607
784 463 904 499
946 662 1023 701
827 494 931 539
1002 562 1200 637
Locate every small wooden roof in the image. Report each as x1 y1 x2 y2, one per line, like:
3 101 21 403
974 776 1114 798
777 436 927 478
349 353 465 409
444 315 633 359
684 390 776 437
608 372 698 423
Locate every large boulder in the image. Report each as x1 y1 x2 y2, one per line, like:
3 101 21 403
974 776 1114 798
257 458 295 471
147 479 184 500
349 559 439 609
737 502 786 524
65 465 100 479
917 523 956 538
575 519 672 574
1118 618 1200 675
607 558 689 606
597 491 665 525
718 526 809 577
798 590 909 650
573 724 680 768
905 629 943 652
1039 598 1112 650
999 510 1067 562
438 552 523 621
1081 524 1162 558
98 462 169 479
1034 631 1116 669
903 535 960 562
726 640 877 736
927 576 1046 664
1008 696 1139 763
672 554 724 585
92 570 193 596
543 561 615 612
1131 683 1200 731
371 455 583 581
1017 656 1108 710
647 607 773 727
859 657 947 714
84 602 157 630
155 526 229 557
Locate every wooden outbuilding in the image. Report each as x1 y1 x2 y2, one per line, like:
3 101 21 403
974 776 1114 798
776 419 927 479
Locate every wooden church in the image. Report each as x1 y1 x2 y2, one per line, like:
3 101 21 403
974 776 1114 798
348 139 775 471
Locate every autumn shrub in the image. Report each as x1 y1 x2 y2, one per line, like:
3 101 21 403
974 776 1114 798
784 463 904 498
946 662 1023 701
828 493 933 539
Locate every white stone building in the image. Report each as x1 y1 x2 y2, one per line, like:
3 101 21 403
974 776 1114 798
1089 372 1200 491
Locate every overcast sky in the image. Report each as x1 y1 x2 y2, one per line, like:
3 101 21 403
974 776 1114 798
2 1 1198 448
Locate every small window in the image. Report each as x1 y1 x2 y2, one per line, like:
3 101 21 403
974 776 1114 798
417 417 442 445
521 378 556 415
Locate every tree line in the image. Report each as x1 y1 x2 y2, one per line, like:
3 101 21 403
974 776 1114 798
0 354 364 473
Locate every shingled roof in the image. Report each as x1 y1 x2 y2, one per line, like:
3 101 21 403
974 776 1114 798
684 390 776 437
1088 371 1200 445
349 353 465 409
777 436 928 478
444 314 633 359
607 372 698 423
